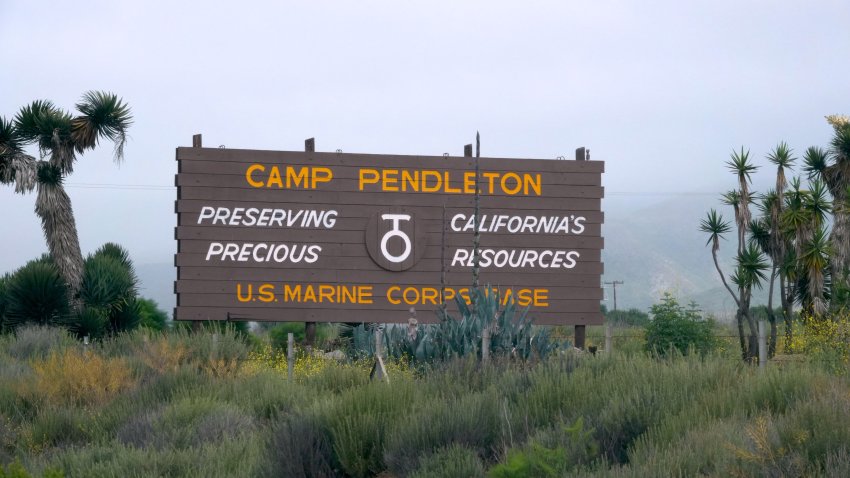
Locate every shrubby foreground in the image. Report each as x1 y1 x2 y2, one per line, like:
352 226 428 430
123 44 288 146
0 325 849 477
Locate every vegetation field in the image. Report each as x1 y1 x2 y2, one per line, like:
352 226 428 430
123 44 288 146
1 325 849 478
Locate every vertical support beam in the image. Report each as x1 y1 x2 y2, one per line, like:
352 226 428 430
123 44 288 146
190 134 203 332
758 320 767 368
287 332 295 380
304 137 317 348
575 325 586 350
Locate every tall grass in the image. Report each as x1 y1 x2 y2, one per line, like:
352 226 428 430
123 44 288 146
0 326 848 477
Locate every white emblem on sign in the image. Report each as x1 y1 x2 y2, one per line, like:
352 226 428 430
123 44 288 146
380 214 412 263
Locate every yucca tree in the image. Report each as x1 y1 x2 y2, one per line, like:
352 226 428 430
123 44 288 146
727 147 757 251
0 92 132 299
702 148 767 361
803 116 850 308
764 143 795 346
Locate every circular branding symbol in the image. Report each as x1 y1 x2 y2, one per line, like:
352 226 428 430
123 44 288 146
365 209 428 271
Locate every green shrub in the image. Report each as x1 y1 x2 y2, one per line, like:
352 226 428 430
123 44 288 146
264 414 337 478
116 396 255 450
22 406 91 452
605 308 650 327
75 245 140 336
6 325 75 360
268 322 334 349
0 461 63 478
137 298 168 331
645 294 717 357
409 444 485 478
3 258 68 329
383 390 501 476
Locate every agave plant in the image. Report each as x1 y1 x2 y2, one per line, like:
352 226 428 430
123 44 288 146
346 286 560 364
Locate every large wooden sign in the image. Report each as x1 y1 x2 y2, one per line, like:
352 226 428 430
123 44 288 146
174 145 604 325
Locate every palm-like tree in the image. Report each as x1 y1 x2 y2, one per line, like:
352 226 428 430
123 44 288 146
0 92 132 298
703 148 766 361
804 116 850 307
726 147 758 251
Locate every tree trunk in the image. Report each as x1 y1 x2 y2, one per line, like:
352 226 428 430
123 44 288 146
780 275 794 349
742 294 758 363
766 265 777 357
35 181 84 298
735 307 747 361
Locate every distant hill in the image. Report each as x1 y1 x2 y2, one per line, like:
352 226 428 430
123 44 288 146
602 195 774 319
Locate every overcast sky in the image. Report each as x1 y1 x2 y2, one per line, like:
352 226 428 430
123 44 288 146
2 0 849 275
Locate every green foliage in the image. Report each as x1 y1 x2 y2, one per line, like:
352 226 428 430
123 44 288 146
383 391 500 475
264 414 337 478
267 322 334 349
408 444 485 478
347 286 559 363
489 418 598 477
0 461 63 478
136 298 168 331
3 258 69 330
1 329 850 477
645 294 717 357
605 308 649 327
75 243 140 336
5 325 75 360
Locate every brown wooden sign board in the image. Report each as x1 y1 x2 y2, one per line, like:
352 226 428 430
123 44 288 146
174 146 605 325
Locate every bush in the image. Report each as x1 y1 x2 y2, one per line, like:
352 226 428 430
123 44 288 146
264 414 337 478
605 308 650 327
268 322 334 349
409 444 485 478
383 390 501 476
789 311 850 373
645 294 717 357
28 349 136 408
5 325 76 360
136 298 168 331
3 258 69 330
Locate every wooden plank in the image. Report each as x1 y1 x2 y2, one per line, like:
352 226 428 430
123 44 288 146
176 240 603 261
176 266 602 286
175 174 604 199
175 200 606 221
174 226 605 247
177 161 604 186
176 147 606 173
176 186 603 209
175 254 604 274
174 306 604 325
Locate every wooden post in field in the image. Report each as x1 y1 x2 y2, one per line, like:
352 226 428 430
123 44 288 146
574 325 586 350
370 325 389 383
287 333 295 380
605 322 613 353
304 137 317 351
758 320 767 368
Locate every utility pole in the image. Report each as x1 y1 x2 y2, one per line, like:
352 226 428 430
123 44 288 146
604 280 624 311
